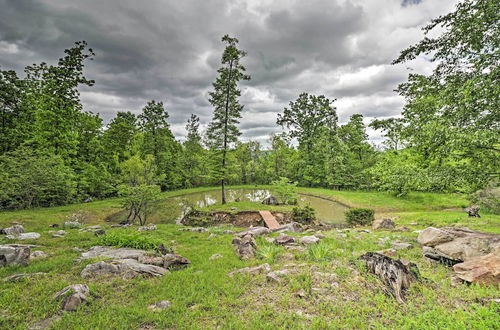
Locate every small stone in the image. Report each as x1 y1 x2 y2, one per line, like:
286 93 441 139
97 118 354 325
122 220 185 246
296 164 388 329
278 253 295 261
6 232 41 240
266 269 294 283
311 287 329 294
315 234 326 239
236 227 271 237
30 251 48 259
52 234 64 238
53 284 90 311
228 263 270 277
222 230 235 234
138 224 157 232
163 254 190 269
300 236 320 245
49 224 60 228
208 233 217 239
274 235 296 245
372 218 395 230
88 225 101 230
284 245 305 252
72 247 84 253
64 221 82 229
148 300 172 311
94 229 106 236
392 242 413 250
209 254 223 260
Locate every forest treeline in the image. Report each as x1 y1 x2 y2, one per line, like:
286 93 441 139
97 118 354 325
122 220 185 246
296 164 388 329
0 0 498 210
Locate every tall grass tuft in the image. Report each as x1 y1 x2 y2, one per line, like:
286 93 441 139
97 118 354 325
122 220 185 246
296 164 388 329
97 231 171 253
306 242 333 262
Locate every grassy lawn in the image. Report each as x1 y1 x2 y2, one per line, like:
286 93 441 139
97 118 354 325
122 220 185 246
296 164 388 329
1 186 499 329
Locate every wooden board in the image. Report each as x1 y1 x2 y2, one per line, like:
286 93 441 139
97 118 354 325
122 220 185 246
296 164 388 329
259 210 280 230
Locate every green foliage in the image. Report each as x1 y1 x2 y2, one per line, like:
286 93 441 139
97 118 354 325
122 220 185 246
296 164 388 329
271 177 297 205
97 231 170 253
0 149 76 209
345 208 375 226
292 205 316 223
306 242 333 262
257 244 283 263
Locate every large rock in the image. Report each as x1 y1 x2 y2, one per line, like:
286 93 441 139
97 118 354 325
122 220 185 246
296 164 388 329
1 225 25 235
81 259 168 279
0 245 30 267
418 227 500 263
452 253 500 286
236 227 271 237
80 246 149 260
228 263 270 277
274 235 296 245
163 254 190 269
372 219 395 230
53 284 90 311
272 222 303 233
5 232 41 240
232 234 257 259
300 235 320 245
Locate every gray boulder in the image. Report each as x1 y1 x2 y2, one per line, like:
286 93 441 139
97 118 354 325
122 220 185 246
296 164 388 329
81 259 168 279
53 284 90 311
236 227 271 237
232 234 257 259
300 235 320 245
163 254 190 269
6 232 41 240
228 263 270 277
0 245 30 267
392 242 413 250
372 218 395 230
80 246 149 260
272 222 303 233
274 235 296 245
418 227 500 263
1 225 25 235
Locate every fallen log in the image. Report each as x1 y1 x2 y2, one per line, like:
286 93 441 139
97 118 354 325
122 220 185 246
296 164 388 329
360 252 420 304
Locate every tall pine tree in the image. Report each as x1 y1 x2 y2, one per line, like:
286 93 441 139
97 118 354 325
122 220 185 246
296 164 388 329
206 35 250 204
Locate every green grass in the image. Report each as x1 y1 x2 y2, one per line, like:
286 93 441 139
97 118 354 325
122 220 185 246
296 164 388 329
0 186 499 329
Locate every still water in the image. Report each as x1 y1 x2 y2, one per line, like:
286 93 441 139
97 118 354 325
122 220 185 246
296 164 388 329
163 189 347 224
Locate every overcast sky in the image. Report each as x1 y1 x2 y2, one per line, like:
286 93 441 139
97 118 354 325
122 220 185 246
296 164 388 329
0 0 459 146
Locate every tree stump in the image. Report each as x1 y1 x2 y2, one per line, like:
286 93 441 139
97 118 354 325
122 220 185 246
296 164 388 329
360 252 420 304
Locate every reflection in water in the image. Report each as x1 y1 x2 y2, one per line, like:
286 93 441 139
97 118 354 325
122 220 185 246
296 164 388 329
164 189 348 224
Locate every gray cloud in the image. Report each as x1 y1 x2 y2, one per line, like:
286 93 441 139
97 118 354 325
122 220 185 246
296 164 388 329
0 0 459 145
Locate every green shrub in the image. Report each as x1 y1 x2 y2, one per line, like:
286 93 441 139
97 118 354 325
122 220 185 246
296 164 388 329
257 244 283 263
306 243 333 262
97 231 170 253
292 205 316 223
271 177 298 205
345 208 374 226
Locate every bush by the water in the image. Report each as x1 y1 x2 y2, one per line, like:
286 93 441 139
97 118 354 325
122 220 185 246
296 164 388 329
97 231 170 253
345 208 375 226
271 177 298 205
292 205 316 223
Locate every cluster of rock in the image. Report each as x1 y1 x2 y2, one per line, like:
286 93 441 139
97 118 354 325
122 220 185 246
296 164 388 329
79 246 189 279
0 243 48 268
1 224 41 240
418 227 499 285
231 226 324 259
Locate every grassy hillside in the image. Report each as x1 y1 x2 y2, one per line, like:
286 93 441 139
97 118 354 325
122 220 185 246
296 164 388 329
0 187 499 328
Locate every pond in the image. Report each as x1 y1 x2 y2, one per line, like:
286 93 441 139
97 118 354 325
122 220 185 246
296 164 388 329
163 189 348 224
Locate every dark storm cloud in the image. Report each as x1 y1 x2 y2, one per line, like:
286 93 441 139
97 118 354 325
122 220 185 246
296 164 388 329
0 0 459 145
